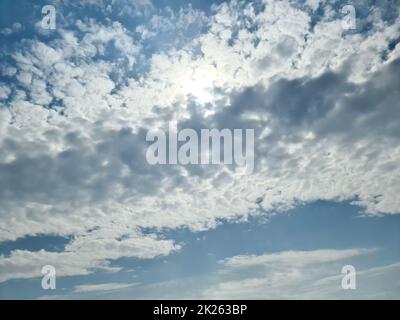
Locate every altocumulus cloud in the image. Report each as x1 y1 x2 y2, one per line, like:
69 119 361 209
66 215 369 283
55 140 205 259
0 0 399 298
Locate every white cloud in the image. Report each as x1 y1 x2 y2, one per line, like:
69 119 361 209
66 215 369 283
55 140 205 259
200 248 398 299
220 249 376 268
108 248 399 299
0 234 179 283
74 282 136 293
0 84 11 100
0 22 22 36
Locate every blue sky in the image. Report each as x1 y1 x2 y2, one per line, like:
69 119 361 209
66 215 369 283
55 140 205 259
1 201 400 299
0 0 400 299
2 200 400 299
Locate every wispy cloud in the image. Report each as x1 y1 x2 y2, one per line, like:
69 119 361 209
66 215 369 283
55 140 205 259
74 282 137 293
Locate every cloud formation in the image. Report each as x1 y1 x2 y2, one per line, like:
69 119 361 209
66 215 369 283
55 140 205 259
0 0 399 286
